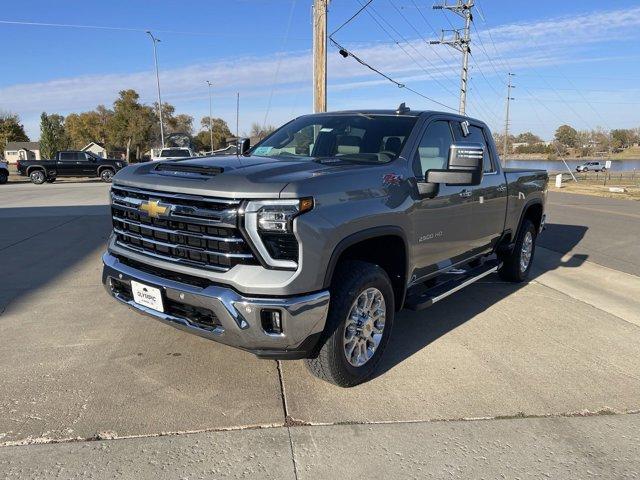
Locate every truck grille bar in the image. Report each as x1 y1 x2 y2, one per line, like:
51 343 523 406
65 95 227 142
110 185 256 272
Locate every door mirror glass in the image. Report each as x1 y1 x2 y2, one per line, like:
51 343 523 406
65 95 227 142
425 142 484 186
239 138 251 155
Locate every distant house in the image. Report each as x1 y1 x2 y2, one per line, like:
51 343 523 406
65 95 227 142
3 141 41 164
82 142 107 158
511 142 530 152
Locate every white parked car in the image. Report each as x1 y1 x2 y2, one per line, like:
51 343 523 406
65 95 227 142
576 161 607 172
151 147 194 161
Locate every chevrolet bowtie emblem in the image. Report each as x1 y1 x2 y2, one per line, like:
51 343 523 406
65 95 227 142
139 199 168 218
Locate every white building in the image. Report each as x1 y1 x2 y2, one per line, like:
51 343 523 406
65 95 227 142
3 141 41 164
82 142 107 158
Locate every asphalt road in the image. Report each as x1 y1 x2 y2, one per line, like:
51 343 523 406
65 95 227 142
542 191 640 276
1 183 639 478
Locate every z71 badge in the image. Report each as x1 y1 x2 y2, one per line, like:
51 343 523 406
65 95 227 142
382 173 403 186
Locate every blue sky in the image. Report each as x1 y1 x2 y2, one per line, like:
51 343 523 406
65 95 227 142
2 0 640 141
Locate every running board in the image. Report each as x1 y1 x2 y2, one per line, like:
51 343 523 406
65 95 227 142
404 260 501 311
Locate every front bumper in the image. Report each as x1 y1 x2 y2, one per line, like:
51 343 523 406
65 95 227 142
102 252 330 359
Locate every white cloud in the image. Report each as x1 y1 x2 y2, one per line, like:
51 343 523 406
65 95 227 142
3 5 640 138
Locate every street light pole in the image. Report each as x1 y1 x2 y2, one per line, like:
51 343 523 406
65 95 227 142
146 31 165 148
206 81 214 154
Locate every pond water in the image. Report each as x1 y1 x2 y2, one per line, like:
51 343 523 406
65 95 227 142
502 159 640 172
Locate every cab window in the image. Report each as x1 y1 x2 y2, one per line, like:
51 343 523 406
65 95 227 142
59 152 77 161
414 120 453 178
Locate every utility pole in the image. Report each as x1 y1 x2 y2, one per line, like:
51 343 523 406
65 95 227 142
430 0 474 115
236 92 240 140
313 0 329 113
206 81 214 153
503 73 515 163
146 31 165 148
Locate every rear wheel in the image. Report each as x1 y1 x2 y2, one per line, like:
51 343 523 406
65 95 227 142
29 170 46 184
100 168 114 183
498 219 537 283
0 171 7 184
304 261 394 387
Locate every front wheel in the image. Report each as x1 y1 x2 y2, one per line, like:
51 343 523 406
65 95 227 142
304 261 394 387
30 170 46 184
0 171 7 185
499 219 537 282
100 169 114 183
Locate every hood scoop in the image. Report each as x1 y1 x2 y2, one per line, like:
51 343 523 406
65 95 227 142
154 162 224 178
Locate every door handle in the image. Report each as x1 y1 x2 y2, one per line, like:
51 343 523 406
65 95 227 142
458 190 472 198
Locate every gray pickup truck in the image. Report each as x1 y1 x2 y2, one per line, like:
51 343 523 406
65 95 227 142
102 106 548 387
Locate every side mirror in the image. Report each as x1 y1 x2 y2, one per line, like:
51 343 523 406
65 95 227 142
238 138 251 155
425 142 484 186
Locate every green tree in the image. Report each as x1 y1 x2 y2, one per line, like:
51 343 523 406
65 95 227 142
0 112 29 153
65 107 113 150
250 122 276 140
109 90 155 161
195 117 232 152
514 132 543 144
610 129 635 150
554 125 578 148
40 112 69 159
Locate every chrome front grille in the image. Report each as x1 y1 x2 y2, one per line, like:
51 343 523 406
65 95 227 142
110 185 256 272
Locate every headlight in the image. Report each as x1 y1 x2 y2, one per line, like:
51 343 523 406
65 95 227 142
244 198 313 269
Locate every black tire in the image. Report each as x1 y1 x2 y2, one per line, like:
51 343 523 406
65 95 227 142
498 218 537 283
100 168 115 183
304 260 395 387
0 171 7 185
29 170 46 184
46 177 56 183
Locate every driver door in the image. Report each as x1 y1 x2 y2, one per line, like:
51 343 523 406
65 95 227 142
410 119 476 281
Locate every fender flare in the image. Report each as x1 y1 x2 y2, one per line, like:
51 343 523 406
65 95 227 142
322 226 410 303
514 198 544 242
26 165 47 176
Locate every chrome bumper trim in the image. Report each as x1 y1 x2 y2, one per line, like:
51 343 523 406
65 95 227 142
102 252 329 352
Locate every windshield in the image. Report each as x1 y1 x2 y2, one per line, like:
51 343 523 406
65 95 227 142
161 149 190 158
251 114 417 163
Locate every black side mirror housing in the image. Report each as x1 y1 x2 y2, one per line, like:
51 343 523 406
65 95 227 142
238 138 251 155
425 142 484 186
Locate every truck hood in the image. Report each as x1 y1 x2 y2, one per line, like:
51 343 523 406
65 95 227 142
113 154 374 199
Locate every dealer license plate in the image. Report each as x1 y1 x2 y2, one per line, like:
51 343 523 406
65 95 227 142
130 280 164 313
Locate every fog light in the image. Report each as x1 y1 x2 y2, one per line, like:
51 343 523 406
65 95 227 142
261 309 283 335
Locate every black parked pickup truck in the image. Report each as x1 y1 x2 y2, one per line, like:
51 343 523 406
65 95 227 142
17 151 126 184
102 106 548 387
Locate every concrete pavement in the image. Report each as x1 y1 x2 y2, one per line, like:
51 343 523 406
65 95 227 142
1 183 639 478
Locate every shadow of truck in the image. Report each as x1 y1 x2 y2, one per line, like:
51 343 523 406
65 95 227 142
374 223 588 378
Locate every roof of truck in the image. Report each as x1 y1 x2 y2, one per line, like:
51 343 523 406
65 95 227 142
307 109 485 124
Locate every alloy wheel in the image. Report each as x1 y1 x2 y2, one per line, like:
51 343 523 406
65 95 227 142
343 287 386 367
520 231 534 272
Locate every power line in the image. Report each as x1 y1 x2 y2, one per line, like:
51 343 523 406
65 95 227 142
330 0 373 37
0 19 310 40
263 0 298 127
388 0 460 76
353 0 460 99
330 39 457 111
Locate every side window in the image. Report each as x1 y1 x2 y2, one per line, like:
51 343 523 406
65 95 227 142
452 123 495 173
59 152 75 161
414 121 453 177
